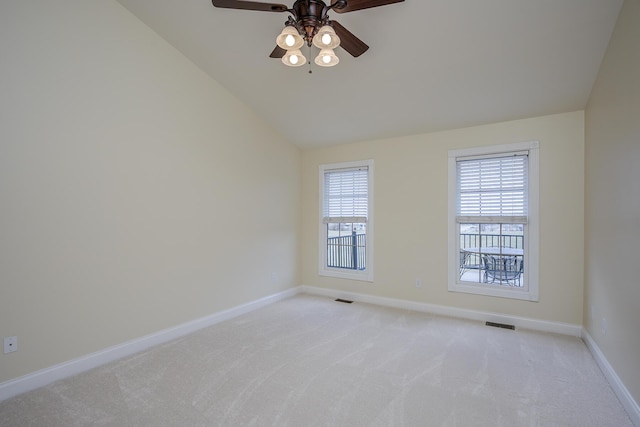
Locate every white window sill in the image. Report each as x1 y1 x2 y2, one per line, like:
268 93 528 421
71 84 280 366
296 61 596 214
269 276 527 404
319 268 373 282
448 282 538 302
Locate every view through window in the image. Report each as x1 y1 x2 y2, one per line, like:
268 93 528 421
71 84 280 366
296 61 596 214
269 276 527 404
457 154 527 287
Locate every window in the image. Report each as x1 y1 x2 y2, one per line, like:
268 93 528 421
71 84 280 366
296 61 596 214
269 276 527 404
448 142 539 301
319 160 373 281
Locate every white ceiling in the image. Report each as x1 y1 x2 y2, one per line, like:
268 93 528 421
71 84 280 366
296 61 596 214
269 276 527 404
115 0 623 149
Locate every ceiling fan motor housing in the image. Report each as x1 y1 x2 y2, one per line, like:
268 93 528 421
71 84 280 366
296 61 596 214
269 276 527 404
291 0 332 44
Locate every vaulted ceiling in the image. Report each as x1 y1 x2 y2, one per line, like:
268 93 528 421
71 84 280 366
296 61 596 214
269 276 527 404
116 0 623 149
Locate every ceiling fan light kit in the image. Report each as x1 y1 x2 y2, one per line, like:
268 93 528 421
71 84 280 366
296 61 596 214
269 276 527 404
211 0 405 70
278 23 339 67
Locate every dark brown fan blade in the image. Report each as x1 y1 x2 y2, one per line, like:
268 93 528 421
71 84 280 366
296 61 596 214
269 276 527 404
269 46 287 58
331 21 368 57
333 0 404 13
211 0 288 13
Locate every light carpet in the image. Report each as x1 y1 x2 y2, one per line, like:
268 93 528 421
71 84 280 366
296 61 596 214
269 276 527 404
0 294 633 426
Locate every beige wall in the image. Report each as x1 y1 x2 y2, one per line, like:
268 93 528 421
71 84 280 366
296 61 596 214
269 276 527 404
585 0 640 406
0 0 300 383
302 111 585 325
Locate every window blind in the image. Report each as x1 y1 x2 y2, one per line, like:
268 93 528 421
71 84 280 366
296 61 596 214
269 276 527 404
323 167 368 223
456 154 528 219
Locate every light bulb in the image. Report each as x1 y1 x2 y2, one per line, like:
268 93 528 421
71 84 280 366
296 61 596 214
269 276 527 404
277 27 304 50
289 54 299 65
285 34 295 47
314 48 338 67
313 26 340 49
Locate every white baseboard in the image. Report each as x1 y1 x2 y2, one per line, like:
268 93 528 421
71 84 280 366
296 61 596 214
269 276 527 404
301 285 582 336
0 287 300 402
582 329 640 426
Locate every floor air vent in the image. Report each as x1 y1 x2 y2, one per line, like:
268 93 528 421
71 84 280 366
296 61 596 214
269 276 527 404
486 321 515 330
335 298 354 304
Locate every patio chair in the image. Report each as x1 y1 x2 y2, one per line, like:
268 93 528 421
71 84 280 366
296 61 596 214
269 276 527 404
460 250 482 278
459 251 466 276
482 254 523 285
482 254 501 283
503 255 524 286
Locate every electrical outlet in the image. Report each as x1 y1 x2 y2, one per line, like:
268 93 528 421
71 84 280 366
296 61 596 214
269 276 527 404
271 272 277 283
4 336 17 354
415 278 422 288
601 318 607 336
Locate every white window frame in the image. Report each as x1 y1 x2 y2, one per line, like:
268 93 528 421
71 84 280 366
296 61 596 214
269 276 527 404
448 141 539 301
319 160 374 282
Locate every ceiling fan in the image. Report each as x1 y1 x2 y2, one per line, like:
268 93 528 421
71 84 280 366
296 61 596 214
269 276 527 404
211 0 405 67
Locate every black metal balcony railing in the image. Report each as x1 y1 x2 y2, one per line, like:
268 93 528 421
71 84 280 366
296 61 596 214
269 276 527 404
326 233 522 275
460 233 524 249
327 231 366 270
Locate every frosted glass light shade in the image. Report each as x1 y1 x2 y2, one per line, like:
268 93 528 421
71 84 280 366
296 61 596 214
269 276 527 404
276 26 304 50
312 25 340 49
282 49 306 67
314 48 339 67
